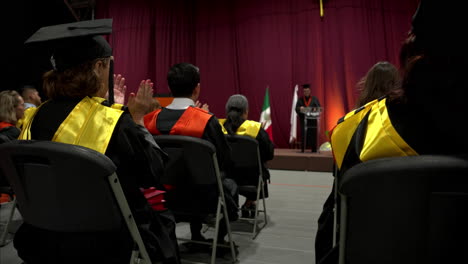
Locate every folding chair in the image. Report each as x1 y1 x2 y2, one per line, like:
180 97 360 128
225 134 267 239
0 170 16 247
338 155 468 264
153 135 237 264
0 140 152 264
0 135 17 247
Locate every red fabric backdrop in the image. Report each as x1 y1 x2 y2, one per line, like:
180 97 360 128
96 0 419 148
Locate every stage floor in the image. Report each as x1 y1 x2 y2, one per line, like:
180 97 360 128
267 148 334 172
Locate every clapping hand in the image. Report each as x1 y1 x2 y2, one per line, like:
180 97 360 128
195 100 209 112
113 74 127 104
127 79 154 126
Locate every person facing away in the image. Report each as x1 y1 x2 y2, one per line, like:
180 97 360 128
355 61 400 108
295 83 321 152
0 90 24 141
315 0 468 263
143 62 239 249
219 94 274 218
16 19 180 264
19 85 42 109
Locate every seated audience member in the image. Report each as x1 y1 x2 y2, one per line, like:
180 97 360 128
0 90 24 140
315 0 468 263
219 94 274 218
355 61 400 108
144 62 239 250
16 19 180 264
19 85 42 109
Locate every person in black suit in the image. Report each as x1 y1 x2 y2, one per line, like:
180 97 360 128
295 84 321 152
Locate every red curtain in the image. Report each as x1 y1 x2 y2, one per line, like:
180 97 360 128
97 0 419 148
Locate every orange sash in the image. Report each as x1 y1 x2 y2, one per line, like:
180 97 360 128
0 122 14 130
144 106 212 138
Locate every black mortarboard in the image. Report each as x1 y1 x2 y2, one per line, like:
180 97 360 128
24 19 115 104
302 84 311 89
25 19 113 72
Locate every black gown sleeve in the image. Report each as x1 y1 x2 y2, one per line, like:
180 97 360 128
107 112 166 189
255 128 274 182
0 126 20 140
256 128 274 163
201 115 232 172
312 96 321 108
296 98 305 116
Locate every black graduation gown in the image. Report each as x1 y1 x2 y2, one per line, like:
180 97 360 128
0 126 20 186
154 108 239 220
0 126 20 141
155 108 231 171
256 127 274 182
295 96 321 151
13 98 180 264
315 99 468 264
250 127 274 199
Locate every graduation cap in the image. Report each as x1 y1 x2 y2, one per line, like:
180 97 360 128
24 19 116 103
25 19 113 71
302 84 311 89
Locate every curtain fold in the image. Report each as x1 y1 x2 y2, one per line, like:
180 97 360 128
96 0 418 148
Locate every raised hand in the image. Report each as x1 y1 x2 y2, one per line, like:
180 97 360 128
113 74 127 104
195 100 209 112
127 79 154 126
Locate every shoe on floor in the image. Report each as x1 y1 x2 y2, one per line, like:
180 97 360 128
241 204 256 219
241 205 250 218
183 236 213 253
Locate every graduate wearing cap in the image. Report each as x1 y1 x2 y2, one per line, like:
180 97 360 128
15 19 180 264
315 0 468 263
295 83 321 152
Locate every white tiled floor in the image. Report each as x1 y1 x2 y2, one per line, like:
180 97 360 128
0 169 334 264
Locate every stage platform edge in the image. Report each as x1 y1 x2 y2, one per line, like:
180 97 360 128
267 148 333 172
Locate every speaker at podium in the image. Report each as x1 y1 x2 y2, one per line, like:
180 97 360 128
300 106 322 153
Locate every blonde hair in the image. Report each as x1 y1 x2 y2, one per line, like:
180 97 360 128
0 90 22 124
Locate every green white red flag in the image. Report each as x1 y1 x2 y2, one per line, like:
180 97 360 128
260 87 273 142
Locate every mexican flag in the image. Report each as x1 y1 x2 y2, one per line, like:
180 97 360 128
260 87 274 142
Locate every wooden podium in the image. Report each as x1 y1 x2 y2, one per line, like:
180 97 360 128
300 106 322 153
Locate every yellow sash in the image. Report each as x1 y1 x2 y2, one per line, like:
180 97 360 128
16 107 37 131
219 119 261 138
331 98 417 169
19 97 123 154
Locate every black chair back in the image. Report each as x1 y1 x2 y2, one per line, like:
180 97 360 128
225 134 267 239
0 140 120 232
0 140 152 263
154 135 218 186
338 155 468 264
153 135 237 263
225 134 262 185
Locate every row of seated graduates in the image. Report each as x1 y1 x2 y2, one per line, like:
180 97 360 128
0 34 273 261
143 63 274 261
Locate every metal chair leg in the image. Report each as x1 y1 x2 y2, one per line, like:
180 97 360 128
0 197 16 246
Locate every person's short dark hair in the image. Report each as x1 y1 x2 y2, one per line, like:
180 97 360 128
19 85 37 98
302 84 311 89
167 63 200 97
